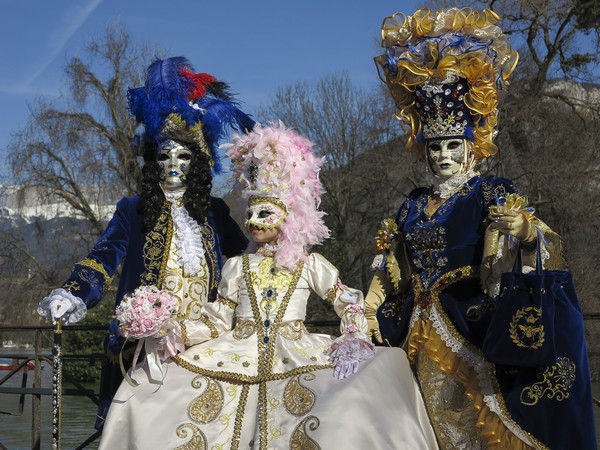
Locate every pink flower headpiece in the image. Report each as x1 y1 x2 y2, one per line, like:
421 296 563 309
225 122 330 270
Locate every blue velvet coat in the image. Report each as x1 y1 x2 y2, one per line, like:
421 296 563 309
60 195 248 428
390 175 596 449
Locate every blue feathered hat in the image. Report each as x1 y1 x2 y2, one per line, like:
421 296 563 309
128 56 254 174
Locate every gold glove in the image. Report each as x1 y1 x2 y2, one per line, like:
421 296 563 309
364 270 391 345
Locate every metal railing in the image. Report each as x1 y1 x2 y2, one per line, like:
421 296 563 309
1 316 599 449
0 325 106 449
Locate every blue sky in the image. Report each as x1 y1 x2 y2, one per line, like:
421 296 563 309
0 0 426 182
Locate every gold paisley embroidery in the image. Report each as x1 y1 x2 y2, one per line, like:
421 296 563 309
174 423 207 450
277 320 306 341
520 357 576 406
290 416 321 450
509 307 545 349
188 377 224 424
233 319 257 340
283 373 316 416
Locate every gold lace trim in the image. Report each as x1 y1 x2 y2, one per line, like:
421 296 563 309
230 384 249 450
407 265 547 450
198 314 219 339
218 296 237 310
172 355 331 384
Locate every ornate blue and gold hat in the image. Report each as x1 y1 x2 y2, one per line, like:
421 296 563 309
375 7 518 159
128 56 254 173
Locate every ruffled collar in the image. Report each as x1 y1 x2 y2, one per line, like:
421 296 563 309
163 189 205 276
426 170 479 199
256 243 278 258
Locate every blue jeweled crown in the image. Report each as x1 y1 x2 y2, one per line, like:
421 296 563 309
414 74 474 141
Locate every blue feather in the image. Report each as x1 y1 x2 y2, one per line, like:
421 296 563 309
127 56 255 173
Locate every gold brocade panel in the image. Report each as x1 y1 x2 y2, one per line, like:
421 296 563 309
163 230 210 320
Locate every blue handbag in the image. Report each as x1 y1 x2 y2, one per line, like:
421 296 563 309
482 237 564 367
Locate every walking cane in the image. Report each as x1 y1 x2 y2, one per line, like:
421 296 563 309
51 318 62 450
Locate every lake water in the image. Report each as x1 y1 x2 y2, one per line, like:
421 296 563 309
1 359 599 449
0 359 99 450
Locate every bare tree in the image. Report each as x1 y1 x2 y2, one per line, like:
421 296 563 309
1 24 161 328
7 23 159 235
258 73 411 290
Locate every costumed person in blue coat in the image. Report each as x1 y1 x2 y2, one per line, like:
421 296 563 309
365 7 597 450
97 121 438 450
37 56 254 428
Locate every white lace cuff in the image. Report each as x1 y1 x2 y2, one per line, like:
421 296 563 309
38 288 87 324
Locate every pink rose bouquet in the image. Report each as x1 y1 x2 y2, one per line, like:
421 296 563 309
115 285 181 385
115 285 177 340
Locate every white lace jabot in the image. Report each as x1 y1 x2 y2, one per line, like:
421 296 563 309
164 190 205 276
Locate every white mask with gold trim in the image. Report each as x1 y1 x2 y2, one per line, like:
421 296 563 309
245 196 288 231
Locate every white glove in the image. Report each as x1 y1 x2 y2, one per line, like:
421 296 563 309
332 356 359 380
50 298 75 324
38 289 87 325
326 336 375 380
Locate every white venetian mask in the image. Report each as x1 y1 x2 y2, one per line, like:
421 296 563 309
426 138 471 179
245 196 288 231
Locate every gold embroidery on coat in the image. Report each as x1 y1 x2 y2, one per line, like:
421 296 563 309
520 357 576 406
509 306 545 349
290 416 321 450
199 222 218 294
141 203 172 285
188 377 224 424
283 373 316 416
62 281 80 292
174 423 207 450
77 258 113 286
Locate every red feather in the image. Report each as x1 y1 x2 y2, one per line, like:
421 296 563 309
181 69 217 100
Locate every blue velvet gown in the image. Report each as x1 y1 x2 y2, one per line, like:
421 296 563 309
387 175 596 449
